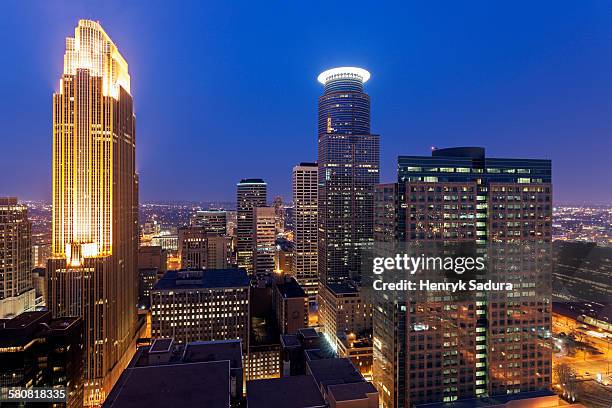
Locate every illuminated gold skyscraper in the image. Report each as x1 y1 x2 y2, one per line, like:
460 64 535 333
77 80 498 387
48 20 138 406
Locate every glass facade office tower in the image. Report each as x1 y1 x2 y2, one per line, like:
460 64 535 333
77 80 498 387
48 20 138 406
237 179 267 273
373 147 552 407
292 163 319 299
317 68 380 284
0 198 36 318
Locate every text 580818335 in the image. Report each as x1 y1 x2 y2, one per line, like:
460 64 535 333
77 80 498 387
0 387 67 402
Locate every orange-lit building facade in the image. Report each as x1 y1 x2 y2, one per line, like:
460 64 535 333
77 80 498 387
48 20 138 406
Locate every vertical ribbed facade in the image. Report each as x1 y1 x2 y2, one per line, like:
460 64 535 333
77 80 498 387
317 68 380 285
292 163 318 299
48 20 138 406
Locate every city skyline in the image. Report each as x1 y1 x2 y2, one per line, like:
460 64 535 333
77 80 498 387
0 6 609 408
1 2 612 204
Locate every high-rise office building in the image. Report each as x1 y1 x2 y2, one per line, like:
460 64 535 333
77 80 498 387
237 179 267 273
292 163 318 299
0 197 36 318
272 196 285 235
373 147 552 407
47 20 138 405
178 226 207 269
318 281 372 347
178 226 230 270
317 68 380 284
374 183 398 243
191 209 227 235
253 207 276 274
206 235 230 269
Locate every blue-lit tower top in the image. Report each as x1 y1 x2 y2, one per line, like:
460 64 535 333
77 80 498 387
317 67 371 136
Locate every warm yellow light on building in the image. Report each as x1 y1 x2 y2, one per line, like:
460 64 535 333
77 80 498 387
52 19 132 262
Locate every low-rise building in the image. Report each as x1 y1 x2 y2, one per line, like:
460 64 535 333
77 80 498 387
151 269 249 348
274 276 308 335
104 338 244 408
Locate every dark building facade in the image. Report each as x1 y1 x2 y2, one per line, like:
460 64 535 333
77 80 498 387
104 338 243 408
274 276 308 335
236 179 267 273
137 268 158 309
0 311 84 408
317 67 380 285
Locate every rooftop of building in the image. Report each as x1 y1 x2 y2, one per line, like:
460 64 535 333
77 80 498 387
103 360 230 408
131 338 243 369
317 67 370 84
0 310 49 329
432 147 485 159
298 162 317 167
246 375 325 408
305 348 334 361
238 178 266 184
327 381 378 403
325 281 359 295
182 339 243 368
153 268 249 290
307 357 364 389
280 334 301 348
0 311 81 346
276 277 306 298
337 333 373 350
298 327 319 339
149 338 173 353
399 146 552 165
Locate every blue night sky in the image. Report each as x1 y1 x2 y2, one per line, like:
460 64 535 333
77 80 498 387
1 1 611 204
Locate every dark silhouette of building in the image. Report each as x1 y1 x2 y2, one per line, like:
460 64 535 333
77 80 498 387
104 338 243 408
0 311 83 408
274 276 308 335
236 179 267 273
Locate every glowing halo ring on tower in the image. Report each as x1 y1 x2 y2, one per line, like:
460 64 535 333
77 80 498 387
317 67 370 84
